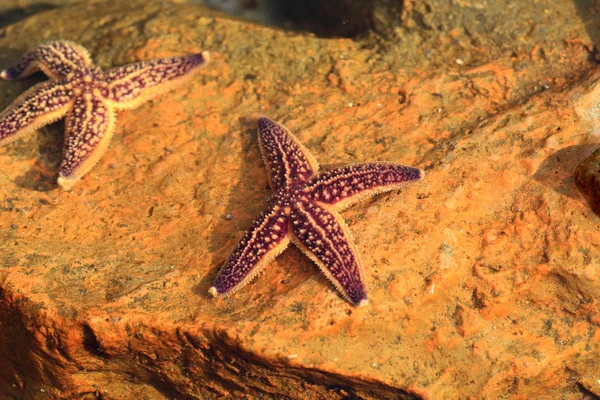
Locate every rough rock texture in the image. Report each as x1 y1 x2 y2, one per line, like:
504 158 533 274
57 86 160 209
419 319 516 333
0 0 599 399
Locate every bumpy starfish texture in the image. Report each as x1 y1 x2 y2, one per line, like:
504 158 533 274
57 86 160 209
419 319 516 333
209 117 424 306
0 40 209 190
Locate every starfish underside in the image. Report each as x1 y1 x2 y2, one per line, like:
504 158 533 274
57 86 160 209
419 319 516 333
0 40 209 189
210 117 424 306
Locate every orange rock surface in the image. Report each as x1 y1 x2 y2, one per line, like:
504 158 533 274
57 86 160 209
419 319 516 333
0 0 599 399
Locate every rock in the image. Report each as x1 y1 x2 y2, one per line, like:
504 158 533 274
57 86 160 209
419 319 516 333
0 0 600 399
275 0 402 38
575 146 600 215
0 0 73 29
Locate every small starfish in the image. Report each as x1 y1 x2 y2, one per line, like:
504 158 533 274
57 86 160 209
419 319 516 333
209 117 424 306
0 40 209 190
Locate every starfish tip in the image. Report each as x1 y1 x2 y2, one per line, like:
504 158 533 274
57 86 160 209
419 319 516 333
357 298 369 307
0 69 9 80
201 51 210 63
57 176 77 191
208 286 219 298
257 116 275 128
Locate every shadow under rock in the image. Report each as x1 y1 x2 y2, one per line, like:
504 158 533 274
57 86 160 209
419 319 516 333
574 0 600 57
533 143 598 203
269 0 404 38
0 3 58 30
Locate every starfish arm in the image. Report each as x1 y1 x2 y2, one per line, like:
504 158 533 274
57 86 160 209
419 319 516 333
57 94 116 190
304 162 424 211
290 201 368 306
257 117 319 190
104 52 209 111
1 41 92 80
210 206 290 298
0 80 73 146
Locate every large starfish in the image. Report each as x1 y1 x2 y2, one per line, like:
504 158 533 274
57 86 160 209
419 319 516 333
0 40 209 190
210 117 424 306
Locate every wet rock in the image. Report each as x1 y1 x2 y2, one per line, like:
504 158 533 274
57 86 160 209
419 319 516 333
0 0 74 29
276 0 402 38
0 0 599 399
575 145 600 215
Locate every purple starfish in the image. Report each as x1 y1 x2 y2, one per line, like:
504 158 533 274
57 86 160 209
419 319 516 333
0 41 209 190
209 117 424 306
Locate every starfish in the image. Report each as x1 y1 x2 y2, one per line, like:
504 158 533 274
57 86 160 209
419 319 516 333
0 40 209 190
209 117 424 306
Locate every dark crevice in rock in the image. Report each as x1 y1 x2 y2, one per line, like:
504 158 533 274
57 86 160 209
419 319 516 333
147 375 191 400
82 324 110 359
270 0 403 38
577 381 600 399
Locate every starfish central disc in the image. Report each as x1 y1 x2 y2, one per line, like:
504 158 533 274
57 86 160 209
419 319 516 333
0 40 209 189
209 117 424 306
